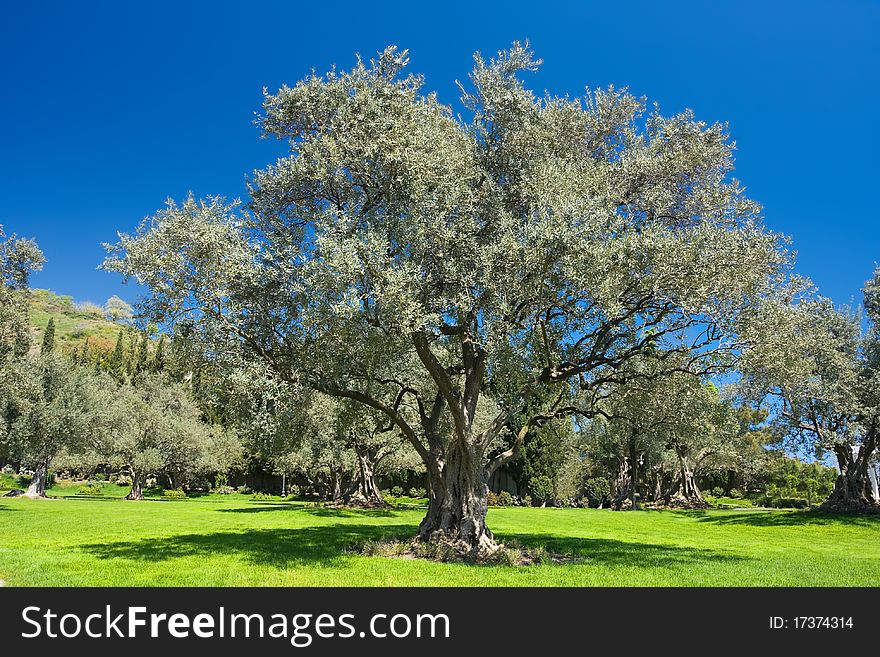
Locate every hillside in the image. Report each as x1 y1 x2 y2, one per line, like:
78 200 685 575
28 289 129 353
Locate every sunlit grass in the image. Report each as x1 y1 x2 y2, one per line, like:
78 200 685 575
0 489 877 586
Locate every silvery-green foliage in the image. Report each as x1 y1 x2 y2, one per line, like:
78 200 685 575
0 354 99 471
95 374 239 485
0 224 45 358
105 43 794 472
739 268 879 461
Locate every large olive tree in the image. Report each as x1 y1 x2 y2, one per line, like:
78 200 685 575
105 44 792 555
741 269 880 512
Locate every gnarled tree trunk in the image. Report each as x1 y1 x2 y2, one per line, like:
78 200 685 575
612 454 633 510
612 438 641 510
822 442 880 513
349 448 387 507
665 446 707 509
24 461 49 498
126 470 145 500
418 440 498 558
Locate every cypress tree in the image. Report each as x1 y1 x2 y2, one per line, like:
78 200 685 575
153 334 167 373
134 333 149 375
109 330 125 380
40 318 56 354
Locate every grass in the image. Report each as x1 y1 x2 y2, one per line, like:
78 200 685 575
0 482 878 586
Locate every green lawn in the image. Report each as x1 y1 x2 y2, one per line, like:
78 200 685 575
0 485 877 586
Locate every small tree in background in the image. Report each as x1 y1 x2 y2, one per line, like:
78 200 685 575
0 355 100 497
40 318 56 355
104 295 133 323
0 224 44 360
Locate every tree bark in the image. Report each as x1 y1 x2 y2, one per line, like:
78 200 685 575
821 442 880 513
664 447 708 509
350 448 386 507
417 440 498 558
612 454 633 510
126 470 145 500
24 461 49 498
630 441 640 510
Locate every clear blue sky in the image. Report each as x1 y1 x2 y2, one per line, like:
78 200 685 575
2 1 877 308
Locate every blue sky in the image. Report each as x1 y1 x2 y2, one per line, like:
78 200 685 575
2 1 877 308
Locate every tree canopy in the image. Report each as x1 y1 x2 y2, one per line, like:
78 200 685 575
105 43 799 554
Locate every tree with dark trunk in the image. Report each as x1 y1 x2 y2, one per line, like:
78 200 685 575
24 460 50 498
823 433 879 512
125 470 145 500
1 355 98 499
665 445 707 509
104 44 795 555
740 271 880 513
96 375 233 501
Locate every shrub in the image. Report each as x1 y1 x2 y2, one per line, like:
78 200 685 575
215 485 235 495
251 492 273 501
163 489 186 499
711 486 725 497
78 484 103 495
529 475 554 504
584 477 610 507
235 485 252 495
2 465 17 475
487 491 500 506
497 491 514 506
407 487 426 499
391 486 404 497
523 494 533 507
215 473 229 488
729 488 743 499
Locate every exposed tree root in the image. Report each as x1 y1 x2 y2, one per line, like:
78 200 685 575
818 497 880 514
358 536 579 566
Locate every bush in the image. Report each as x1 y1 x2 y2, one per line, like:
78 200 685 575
163 488 186 499
78 484 103 495
487 491 500 506
251 491 273 501
391 486 404 497
407 487 426 499
215 485 235 495
729 488 744 499
711 486 725 497
523 494 533 507
235 485 252 495
2 465 16 475
584 477 610 507
497 490 514 507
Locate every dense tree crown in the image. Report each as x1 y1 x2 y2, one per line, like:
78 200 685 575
105 44 798 553
739 267 880 511
0 224 44 359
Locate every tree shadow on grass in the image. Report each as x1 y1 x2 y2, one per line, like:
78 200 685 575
81 522 751 572
496 532 751 568
79 524 416 568
215 505 399 518
690 510 880 528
